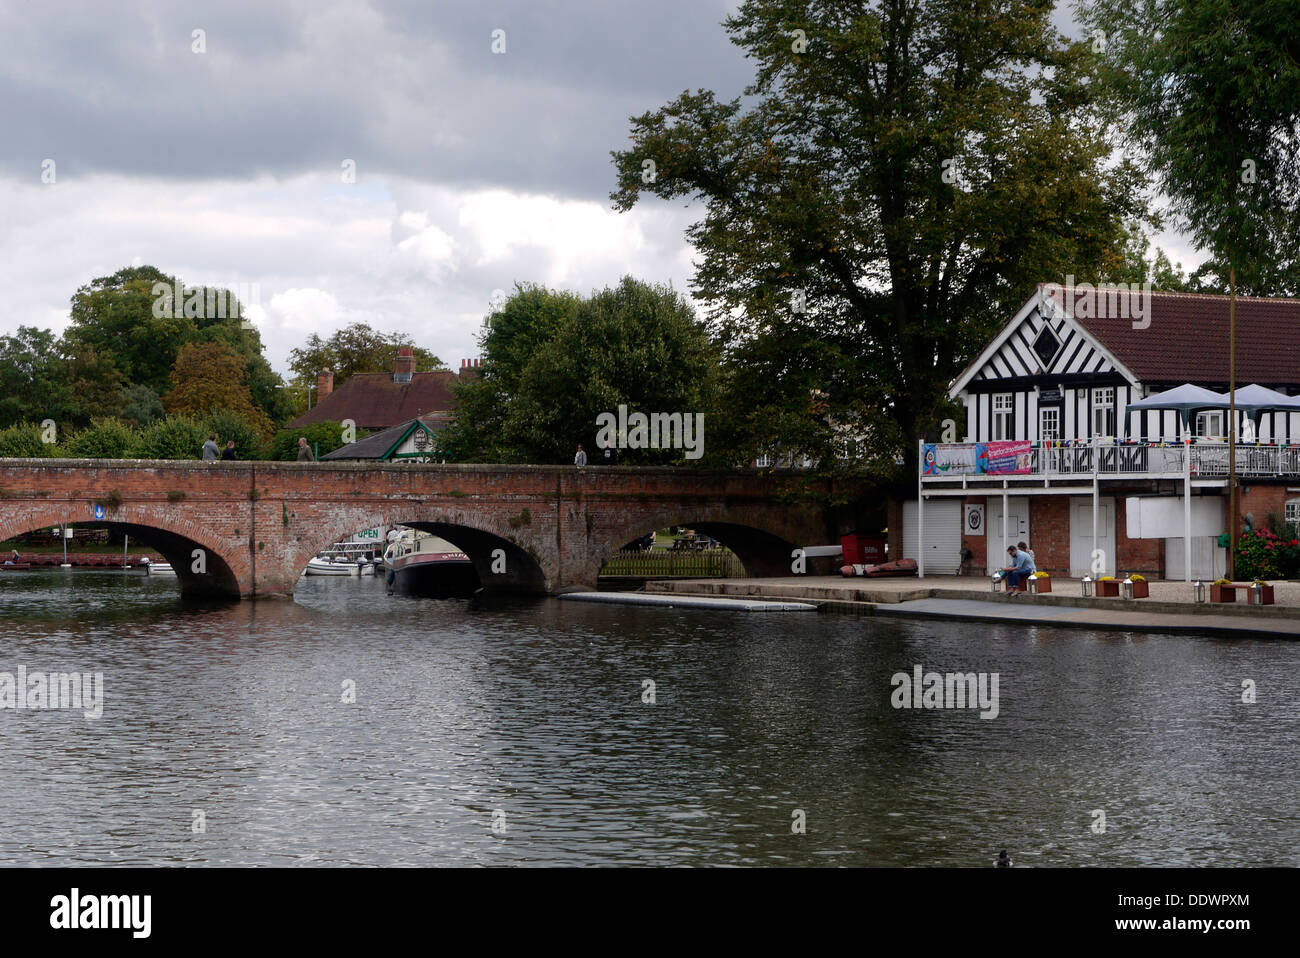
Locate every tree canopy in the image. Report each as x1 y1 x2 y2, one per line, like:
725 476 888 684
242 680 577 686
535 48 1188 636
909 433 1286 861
611 0 1146 474
442 278 719 463
287 322 443 395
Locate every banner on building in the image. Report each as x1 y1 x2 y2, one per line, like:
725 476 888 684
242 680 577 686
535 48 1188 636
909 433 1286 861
923 443 979 476
979 440 1033 475
924 441 1032 476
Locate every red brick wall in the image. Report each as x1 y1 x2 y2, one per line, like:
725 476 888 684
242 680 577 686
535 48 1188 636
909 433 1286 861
0 460 854 598
1238 485 1293 533
1115 496 1164 578
1028 497 1070 575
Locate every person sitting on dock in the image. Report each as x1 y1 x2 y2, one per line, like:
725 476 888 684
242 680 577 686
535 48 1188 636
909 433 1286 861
1000 545 1036 596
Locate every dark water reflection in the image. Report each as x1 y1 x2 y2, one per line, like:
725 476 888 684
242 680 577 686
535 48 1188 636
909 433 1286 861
0 569 1295 866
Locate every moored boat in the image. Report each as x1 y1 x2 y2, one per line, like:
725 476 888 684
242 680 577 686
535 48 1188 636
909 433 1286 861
383 531 477 597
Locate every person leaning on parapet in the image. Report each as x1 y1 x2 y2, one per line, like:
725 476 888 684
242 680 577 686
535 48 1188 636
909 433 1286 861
602 439 618 466
574 444 587 467
1000 545 1036 597
201 434 220 461
222 440 237 461
297 437 316 462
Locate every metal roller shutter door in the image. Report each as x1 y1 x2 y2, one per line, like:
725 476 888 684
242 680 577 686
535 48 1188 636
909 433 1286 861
903 499 962 574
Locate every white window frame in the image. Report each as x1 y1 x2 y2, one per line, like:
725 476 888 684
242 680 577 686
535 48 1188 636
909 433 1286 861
1285 498 1300 524
992 393 1013 441
1092 387 1115 437
755 453 774 468
1038 406 1060 442
1195 410 1224 440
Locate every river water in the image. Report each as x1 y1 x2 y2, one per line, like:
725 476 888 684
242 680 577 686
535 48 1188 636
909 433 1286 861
0 568 1295 867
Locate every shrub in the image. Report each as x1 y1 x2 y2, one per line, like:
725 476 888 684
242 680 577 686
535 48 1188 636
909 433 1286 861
269 421 351 461
62 418 141 459
0 422 57 458
202 408 267 460
136 416 209 460
1234 527 1299 580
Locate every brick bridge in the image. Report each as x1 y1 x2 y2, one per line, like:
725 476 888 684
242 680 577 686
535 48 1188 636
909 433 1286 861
0 459 873 599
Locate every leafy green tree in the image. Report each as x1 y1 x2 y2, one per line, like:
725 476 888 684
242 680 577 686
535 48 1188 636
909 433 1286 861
611 0 1145 473
120 384 165 427
448 278 719 463
164 342 274 440
202 408 267 460
136 416 209 460
439 283 582 462
287 323 444 397
62 418 141 459
0 327 74 429
1081 0 1300 575
65 346 126 427
0 423 58 458
269 421 351 461
62 265 291 425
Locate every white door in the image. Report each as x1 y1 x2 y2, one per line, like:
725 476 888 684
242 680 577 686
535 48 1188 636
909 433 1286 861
1070 497 1115 577
986 496 1029 572
903 499 962 574
1165 537 1227 581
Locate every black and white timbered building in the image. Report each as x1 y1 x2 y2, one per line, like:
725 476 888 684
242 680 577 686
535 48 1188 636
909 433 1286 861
906 286 1300 581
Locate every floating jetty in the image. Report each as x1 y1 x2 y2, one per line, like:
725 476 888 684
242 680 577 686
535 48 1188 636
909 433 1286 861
558 591 816 612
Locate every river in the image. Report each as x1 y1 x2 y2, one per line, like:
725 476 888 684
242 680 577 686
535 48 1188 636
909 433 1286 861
0 568 1295 866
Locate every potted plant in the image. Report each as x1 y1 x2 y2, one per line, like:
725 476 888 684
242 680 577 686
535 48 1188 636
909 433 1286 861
1249 579 1275 606
1128 573 1149 599
1210 577 1235 603
1096 575 1119 597
1029 571 1051 593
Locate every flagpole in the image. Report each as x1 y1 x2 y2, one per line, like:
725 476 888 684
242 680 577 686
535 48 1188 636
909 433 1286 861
1228 266 1237 579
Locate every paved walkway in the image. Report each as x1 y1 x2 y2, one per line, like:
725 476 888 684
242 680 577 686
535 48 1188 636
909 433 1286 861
643 575 1300 637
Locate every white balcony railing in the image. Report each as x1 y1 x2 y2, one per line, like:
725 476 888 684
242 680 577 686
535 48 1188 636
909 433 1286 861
921 441 1300 482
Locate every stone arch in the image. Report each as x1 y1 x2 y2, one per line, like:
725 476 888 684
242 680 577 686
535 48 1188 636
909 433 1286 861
593 510 806 583
0 505 243 599
292 510 549 594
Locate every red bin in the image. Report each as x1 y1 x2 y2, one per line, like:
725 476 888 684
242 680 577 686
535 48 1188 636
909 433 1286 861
841 533 886 565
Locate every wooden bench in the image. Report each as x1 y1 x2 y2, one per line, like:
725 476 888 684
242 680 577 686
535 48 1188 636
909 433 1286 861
1210 582 1275 605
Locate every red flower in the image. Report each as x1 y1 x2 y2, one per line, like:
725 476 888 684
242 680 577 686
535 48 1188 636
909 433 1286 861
1291 539 1298 546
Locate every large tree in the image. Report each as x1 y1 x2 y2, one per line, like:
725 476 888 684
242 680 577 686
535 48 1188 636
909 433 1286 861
1081 0 1300 575
0 327 75 429
62 265 292 425
164 342 274 439
442 278 718 463
611 0 1145 474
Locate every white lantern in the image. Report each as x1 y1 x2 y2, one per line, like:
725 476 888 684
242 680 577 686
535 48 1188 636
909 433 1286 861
1082 576 1094 597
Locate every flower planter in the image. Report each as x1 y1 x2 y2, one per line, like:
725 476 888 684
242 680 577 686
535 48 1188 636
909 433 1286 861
1210 584 1236 603
1130 581 1149 599
1248 584 1275 606
1096 579 1119 597
1029 577 1051 594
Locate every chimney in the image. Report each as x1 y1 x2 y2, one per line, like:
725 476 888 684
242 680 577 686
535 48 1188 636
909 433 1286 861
394 347 415 383
460 358 482 380
317 369 333 401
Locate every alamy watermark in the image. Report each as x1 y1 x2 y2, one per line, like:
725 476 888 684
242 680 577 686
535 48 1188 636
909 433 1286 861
595 405 704 460
1043 275 1153 330
0 666 104 719
151 280 260 327
890 664 999 719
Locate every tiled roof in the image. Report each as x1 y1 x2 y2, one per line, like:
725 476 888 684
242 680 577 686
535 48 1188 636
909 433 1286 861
321 418 437 460
1044 286 1300 386
290 370 460 430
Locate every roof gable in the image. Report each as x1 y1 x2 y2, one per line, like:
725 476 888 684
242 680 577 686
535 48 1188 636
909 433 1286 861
291 369 460 430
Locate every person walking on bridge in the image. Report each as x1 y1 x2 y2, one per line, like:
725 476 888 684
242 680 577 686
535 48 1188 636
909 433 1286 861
201 434 220 461
574 444 587 467
297 437 316 462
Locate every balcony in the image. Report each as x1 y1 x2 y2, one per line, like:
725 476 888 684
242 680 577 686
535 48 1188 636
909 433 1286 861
920 440 1300 484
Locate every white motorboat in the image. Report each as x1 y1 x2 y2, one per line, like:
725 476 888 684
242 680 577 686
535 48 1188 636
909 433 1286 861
305 555 366 576
141 558 175 576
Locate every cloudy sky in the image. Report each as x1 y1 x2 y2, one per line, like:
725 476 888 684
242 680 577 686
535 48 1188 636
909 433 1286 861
0 0 1199 377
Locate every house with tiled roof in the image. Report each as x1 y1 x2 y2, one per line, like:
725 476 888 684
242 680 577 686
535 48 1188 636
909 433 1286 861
905 286 1300 581
321 417 443 463
290 348 479 434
